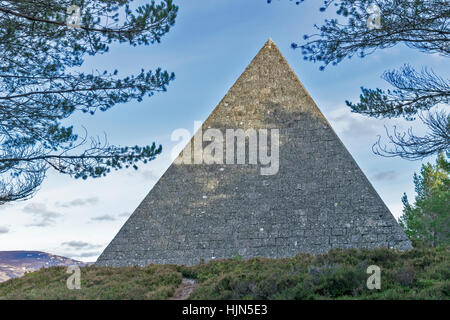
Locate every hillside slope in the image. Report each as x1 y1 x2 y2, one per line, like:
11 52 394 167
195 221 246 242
0 247 448 300
0 251 87 283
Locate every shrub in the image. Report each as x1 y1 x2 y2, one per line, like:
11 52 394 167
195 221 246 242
1 247 448 300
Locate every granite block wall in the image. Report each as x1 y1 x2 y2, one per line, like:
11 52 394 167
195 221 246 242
96 40 412 267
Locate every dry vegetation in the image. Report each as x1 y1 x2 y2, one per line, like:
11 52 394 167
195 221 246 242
0 247 448 300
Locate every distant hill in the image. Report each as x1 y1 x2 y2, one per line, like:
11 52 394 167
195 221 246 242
0 251 87 283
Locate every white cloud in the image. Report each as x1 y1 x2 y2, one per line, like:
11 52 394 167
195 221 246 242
62 240 92 248
71 251 102 259
61 240 103 250
90 214 116 222
118 212 131 217
22 203 61 227
327 107 387 138
55 197 99 208
0 226 9 234
372 170 398 182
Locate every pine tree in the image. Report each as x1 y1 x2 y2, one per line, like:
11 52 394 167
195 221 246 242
0 1 178 203
274 0 449 160
399 152 450 247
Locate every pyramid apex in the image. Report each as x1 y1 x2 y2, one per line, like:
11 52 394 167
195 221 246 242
264 38 275 48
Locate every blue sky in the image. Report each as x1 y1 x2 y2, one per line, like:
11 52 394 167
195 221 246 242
0 0 447 261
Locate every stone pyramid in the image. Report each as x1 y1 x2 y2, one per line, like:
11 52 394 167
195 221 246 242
96 40 412 267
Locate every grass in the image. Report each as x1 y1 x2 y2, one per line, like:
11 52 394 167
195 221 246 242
0 264 182 300
0 247 448 300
